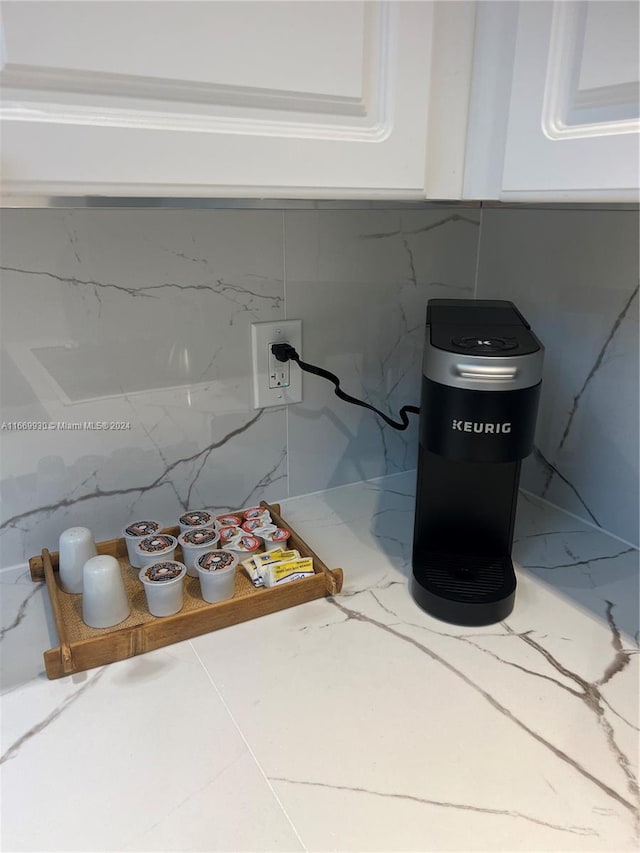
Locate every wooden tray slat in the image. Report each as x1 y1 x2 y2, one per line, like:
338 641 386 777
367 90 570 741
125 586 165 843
41 547 74 674
29 501 343 679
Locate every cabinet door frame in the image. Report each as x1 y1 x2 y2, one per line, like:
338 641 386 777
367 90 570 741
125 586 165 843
0 0 475 201
464 0 640 202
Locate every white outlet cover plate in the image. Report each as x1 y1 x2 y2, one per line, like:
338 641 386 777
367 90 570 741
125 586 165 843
251 320 302 408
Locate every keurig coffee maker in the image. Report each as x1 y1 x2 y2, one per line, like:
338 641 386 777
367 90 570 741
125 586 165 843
412 299 544 626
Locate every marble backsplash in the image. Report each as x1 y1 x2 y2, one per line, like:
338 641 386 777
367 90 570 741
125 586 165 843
476 207 639 546
0 207 479 568
0 204 637 568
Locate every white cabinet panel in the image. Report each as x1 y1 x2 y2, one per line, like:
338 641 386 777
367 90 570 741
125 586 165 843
465 0 639 201
3 2 366 97
578 2 638 91
501 0 639 199
0 1 438 198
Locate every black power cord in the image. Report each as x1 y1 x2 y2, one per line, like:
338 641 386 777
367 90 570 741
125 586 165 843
271 342 420 432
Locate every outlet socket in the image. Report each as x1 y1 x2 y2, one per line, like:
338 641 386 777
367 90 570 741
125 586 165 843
251 320 302 408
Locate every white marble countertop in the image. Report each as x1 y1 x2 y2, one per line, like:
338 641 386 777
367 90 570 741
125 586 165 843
1 472 638 852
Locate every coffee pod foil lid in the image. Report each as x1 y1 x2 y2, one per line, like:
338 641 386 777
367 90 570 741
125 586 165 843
125 520 160 537
144 561 183 582
180 527 219 546
197 551 236 572
179 510 213 528
138 534 175 553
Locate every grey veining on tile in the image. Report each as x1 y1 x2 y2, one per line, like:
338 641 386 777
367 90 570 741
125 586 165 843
328 593 636 809
476 207 639 544
0 210 287 567
0 585 40 643
1 667 107 765
1 203 637 572
0 566 56 694
270 775 599 836
284 208 480 496
1 470 638 850
190 472 639 851
554 285 638 455
0 637 302 852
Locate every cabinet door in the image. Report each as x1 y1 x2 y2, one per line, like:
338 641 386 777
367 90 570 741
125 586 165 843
0 1 440 199
465 1 639 201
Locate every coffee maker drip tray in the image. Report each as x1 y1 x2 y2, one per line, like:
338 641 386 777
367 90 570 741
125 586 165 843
411 552 516 626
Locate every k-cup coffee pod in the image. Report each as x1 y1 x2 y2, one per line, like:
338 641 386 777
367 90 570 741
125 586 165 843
195 550 239 604
178 510 214 533
178 527 220 577
262 527 291 552
122 520 163 569
138 561 187 617
215 514 242 530
135 534 178 569
227 534 261 555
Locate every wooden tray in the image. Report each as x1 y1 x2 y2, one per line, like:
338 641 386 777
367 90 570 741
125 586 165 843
29 501 343 679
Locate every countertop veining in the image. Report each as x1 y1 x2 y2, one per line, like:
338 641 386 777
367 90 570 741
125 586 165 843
1 472 638 852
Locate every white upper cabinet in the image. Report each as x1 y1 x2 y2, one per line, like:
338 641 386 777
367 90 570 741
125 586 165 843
0 0 452 199
0 1 638 201
465 1 640 201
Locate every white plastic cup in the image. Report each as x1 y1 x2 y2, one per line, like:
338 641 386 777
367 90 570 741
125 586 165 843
195 550 239 604
58 527 98 594
262 528 291 552
122 520 162 569
178 510 214 534
178 527 220 577
139 561 187 617
135 534 178 569
82 555 130 628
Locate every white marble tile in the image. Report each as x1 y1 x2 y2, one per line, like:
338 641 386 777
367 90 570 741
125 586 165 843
0 567 54 694
0 472 637 852
0 210 287 568
191 473 639 852
0 210 284 407
284 208 480 496
122 750 303 852
0 405 287 572
476 207 639 545
0 641 301 852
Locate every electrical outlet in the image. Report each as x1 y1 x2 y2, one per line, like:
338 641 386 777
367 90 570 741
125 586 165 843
268 346 290 389
251 320 302 408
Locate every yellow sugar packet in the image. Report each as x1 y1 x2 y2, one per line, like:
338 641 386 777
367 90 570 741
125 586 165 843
242 549 300 586
262 557 314 588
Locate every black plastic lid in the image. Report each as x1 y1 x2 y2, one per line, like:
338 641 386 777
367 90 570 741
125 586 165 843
426 299 530 328
427 299 541 357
